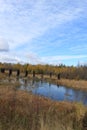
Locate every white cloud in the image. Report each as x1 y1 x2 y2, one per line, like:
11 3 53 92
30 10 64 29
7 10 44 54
0 54 19 63
0 38 9 51
0 50 87 65
69 45 87 52
41 55 87 65
26 53 87 65
0 0 85 49
42 55 87 60
26 52 44 64
0 0 87 65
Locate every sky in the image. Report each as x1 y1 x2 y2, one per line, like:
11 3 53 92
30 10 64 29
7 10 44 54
0 0 87 66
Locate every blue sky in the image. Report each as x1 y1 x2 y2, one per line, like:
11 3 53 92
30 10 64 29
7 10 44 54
0 0 87 66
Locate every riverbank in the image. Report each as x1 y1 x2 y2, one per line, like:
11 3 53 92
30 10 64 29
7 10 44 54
0 84 87 130
0 73 87 91
30 74 87 91
29 75 87 91
44 77 87 91
57 79 87 91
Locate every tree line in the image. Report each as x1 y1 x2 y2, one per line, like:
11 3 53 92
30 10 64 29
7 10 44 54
0 62 87 80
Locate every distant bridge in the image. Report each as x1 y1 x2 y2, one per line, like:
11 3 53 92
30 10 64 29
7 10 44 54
0 68 29 77
0 68 60 79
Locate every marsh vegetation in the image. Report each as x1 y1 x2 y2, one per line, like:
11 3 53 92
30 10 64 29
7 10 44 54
0 63 87 130
0 84 87 130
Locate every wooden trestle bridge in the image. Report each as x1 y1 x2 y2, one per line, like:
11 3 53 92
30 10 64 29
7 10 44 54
0 68 60 79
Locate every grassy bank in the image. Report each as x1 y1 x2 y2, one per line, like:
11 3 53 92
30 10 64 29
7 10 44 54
32 75 87 91
27 74 87 91
0 84 87 130
1 72 87 91
56 79 87 91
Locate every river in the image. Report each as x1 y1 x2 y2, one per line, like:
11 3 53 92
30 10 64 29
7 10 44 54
18 79 87 105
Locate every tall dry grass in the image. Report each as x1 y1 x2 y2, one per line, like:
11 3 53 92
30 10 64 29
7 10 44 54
0 84 87 130
57 79 87 91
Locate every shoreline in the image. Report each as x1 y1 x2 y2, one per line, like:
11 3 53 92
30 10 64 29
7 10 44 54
27 75 87 91
0 73 87 91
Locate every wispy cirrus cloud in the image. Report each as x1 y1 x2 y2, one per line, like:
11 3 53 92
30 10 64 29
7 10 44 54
0 0 85 49
0 52 25 63
0 51 87 65
0 0 87 65
0 54 20 63
26 53 87 65
42 55 87 61
69 45 87 52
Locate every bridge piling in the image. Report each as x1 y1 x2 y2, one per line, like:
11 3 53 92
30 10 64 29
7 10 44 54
50 72 52 78
33 71 35 78
17 70 20 77
1 68 5 73
9 69 12 77
25 70 28 77
57 73 60 80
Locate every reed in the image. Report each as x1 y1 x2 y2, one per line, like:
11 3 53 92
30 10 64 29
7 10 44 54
0 84 87 130
57 79 87 91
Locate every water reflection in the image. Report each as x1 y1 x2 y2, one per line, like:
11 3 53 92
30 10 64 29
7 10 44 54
31 79 34 85
18 79 87 105
41 79 43 84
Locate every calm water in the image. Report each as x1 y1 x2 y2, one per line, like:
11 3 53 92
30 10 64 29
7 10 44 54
18 79 87 105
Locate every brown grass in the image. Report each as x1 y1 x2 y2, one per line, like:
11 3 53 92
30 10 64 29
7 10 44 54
57 79 87 91
0 73 87 129
0 84 87 130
